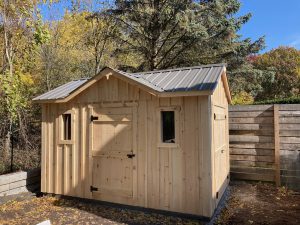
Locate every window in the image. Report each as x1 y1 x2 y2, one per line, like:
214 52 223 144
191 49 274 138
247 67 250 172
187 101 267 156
161 111 175 143
63 114 72 140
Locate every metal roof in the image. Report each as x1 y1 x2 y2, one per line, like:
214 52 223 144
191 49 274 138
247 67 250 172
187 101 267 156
33 63 226 101
32 79 89 101
134 64 225 92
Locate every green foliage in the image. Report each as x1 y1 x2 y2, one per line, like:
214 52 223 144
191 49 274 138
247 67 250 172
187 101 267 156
0 72 35 122
33 10 51 45
252 47 300 100
254 96 300 105
108 0 265 71
231 91 254 105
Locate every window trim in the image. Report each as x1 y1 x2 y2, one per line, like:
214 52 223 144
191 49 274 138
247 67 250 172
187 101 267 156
157 106 180 148
59 110 75 144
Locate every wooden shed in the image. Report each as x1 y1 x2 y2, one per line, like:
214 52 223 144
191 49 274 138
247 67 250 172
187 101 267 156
33 64 231 218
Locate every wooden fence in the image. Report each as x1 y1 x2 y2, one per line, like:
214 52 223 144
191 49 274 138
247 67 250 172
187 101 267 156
229 104 300 190
0 169 41 196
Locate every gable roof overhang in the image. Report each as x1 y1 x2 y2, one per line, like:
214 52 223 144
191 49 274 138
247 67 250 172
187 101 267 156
33 65 232 104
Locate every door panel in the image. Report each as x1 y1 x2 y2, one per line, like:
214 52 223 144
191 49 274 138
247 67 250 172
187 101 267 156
91 107 136 200
213 106 228 195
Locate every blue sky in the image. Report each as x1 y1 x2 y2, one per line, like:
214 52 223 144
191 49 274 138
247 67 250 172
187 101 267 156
238 0 300 52
40 0 300 53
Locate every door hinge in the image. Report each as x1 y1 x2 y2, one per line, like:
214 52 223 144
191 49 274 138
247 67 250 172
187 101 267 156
90 186 98 192
216 191 219 199
90 115 99 122
127 153 135 158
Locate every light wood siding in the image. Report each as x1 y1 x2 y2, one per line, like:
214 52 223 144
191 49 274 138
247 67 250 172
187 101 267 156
229 104 300 190
41 74 229 217
211 78 230 208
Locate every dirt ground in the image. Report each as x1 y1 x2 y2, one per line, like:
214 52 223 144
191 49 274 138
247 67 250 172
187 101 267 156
0 181 299 225
216 181 300 225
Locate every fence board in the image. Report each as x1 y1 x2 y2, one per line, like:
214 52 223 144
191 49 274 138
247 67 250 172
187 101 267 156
280 124 300 130
229 104 300 190
229 124 273 131
230 135 273 143
230 172 274 182
230 148 274 156
230 143 275 149
280 143 300 151
230 111 274 118
279 111 300 117
230 160 275 168
279 104 300 110
230 155 274 162
280 117 300 123
229 117 274 124
229 105 273 111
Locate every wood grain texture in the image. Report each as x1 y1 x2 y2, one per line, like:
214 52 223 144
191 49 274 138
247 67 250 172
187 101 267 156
229 104 300 190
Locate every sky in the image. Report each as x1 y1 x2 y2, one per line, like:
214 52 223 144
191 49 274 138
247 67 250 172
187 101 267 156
238 0 300 52
40 0 300 53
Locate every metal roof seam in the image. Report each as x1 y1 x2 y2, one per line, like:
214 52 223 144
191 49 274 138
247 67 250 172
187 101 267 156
155 71 172 86
171 69 194 92
196 67 214 91
160 70 182 91
185 68 203 91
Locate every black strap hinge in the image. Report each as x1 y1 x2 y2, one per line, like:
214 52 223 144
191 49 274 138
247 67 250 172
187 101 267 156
90 186 98 192
91 115 99 122
127 153 135 158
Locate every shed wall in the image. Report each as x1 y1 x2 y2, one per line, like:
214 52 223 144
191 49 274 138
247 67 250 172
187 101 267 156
211 77 230 207
41 75 217 217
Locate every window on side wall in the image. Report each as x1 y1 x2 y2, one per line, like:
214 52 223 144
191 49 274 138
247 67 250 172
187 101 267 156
161 111 175 143
62 113 72 140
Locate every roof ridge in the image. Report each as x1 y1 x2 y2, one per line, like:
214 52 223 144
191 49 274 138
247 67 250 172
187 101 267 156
134 63 227 75
72 78 90 81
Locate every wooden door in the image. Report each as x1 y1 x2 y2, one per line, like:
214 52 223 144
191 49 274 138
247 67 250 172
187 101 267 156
90 107 137 201
213 106 228 201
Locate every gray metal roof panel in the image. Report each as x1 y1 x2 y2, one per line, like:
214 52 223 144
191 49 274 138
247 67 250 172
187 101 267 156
135 64 225 92
33 63 226 101
33 79 89 101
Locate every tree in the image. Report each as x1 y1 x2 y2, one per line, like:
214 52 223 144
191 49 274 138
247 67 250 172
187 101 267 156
252 47 300 100
86 11 119 75
105 0 264 71
0 0 50 164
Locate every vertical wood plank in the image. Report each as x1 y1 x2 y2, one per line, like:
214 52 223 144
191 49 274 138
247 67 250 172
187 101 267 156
137 101 147 206
87 106 93 198
41 105 47 193
48 106 54 193
54 105 59 193
274 104 281 186
132 106 138 200
73 107 79 196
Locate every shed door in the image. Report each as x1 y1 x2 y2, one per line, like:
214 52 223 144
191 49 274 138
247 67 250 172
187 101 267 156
213 106 228 200
91 107 137 200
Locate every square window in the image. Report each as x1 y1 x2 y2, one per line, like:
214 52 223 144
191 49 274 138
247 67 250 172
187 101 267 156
161 111 175 143
62 114 72 140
